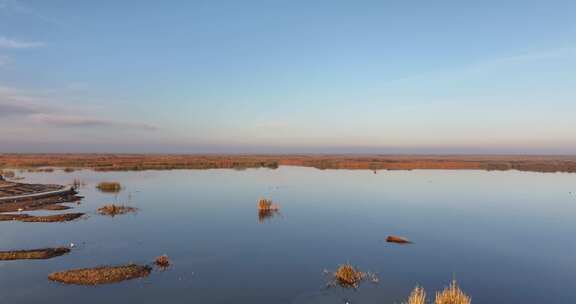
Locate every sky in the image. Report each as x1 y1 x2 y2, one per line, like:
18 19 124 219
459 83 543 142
1 0 575 154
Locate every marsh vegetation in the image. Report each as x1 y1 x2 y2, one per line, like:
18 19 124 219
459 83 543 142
96 182 122 193
48 264 152 285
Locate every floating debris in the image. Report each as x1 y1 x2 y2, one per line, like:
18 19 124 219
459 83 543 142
0 247 70 261
97 204 137 217
48 264 152 285
96 182 122 193
386 235 411 244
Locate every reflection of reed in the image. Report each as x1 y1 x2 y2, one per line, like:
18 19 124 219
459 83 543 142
258 209 280 223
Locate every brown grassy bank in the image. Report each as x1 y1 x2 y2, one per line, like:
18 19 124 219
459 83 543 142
1 154 576 173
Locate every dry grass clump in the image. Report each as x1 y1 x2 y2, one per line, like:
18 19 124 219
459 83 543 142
333 264 366 288
154 255 170 268
48 264 151 285
0 247 70 260
404 281 471 304
97 204 137 217
258 198 279 211
18 212 84 223
96 182 122 193
435 280 471 304
405 286 426 304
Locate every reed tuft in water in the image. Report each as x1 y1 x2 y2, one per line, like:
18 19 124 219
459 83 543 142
435 280 471 304
258 198 279 211
405 286 427 304
96 182 122 193
404 280 470 304
333 264 366 288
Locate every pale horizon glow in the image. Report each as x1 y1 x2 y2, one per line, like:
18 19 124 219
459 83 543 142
1 1 575 154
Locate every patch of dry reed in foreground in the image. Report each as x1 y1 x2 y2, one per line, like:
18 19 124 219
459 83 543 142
435 280 471 304
405 286 426 304
404 280 471 304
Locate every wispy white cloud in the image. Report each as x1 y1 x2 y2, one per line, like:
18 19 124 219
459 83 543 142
0 86 157 131
0 102 44 116
0 37 44 49
29 113 157 130
468 47 576 72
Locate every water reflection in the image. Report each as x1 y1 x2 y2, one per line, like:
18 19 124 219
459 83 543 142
258 209 281 223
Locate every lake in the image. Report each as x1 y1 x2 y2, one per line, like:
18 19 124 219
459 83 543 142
1 167 575 303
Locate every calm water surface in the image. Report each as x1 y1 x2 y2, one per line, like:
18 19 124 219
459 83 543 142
1 167 575 303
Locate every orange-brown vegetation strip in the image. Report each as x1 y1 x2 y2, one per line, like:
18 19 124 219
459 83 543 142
48 264 152 285
0 247 70 260
18 212 84 223
1 154 576 172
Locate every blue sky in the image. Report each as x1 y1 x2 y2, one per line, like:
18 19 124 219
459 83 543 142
1 0 575 153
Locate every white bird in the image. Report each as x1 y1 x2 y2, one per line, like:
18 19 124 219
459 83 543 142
70 243 75 248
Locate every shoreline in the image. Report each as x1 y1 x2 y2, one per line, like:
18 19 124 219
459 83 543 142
1 154 576 173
